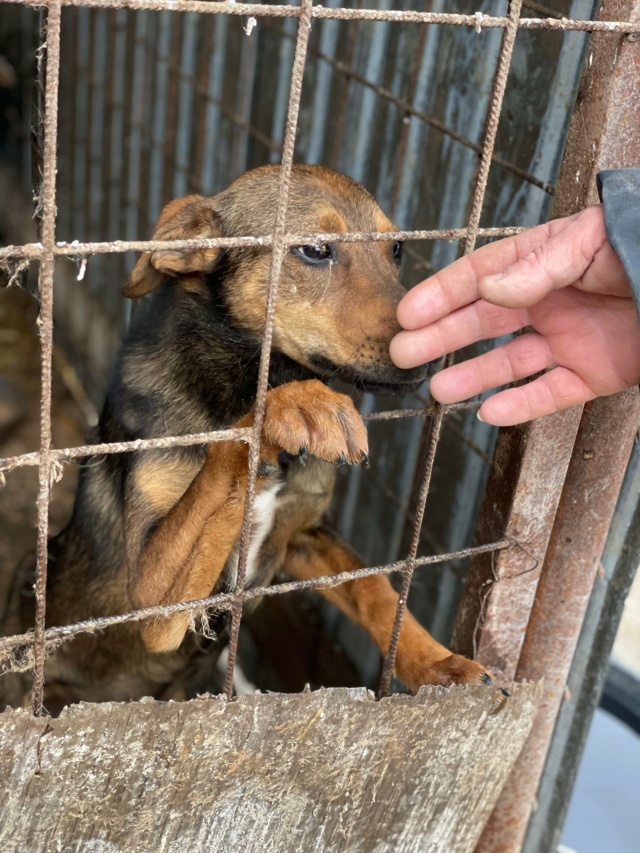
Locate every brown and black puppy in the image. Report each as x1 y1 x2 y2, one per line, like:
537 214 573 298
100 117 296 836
2 165 496 710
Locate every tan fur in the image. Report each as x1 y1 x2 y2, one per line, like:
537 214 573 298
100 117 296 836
284 529 484 690
132 383 369 653
124 195 224 297
133 455 201 516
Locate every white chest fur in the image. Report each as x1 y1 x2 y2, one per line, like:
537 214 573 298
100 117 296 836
226 483 283 587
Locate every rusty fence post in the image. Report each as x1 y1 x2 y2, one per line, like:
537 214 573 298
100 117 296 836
477 391 640 852
458 1 640 849
524 439 640 852
452 409 583 678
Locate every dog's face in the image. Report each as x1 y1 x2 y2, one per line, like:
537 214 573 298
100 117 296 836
124 165 431 395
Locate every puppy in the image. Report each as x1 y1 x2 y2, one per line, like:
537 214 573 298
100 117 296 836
1 165 495 710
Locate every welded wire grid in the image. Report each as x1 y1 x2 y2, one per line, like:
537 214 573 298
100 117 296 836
0 0 639 715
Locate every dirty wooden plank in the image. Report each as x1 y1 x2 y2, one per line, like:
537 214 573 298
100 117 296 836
0 684 542 853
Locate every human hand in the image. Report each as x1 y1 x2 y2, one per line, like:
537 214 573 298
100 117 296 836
390 206 640 426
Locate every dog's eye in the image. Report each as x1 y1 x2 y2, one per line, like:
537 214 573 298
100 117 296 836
392 241 403 264
291 244 334 265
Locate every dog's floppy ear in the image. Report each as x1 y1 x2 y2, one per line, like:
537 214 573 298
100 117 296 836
123 195 224 298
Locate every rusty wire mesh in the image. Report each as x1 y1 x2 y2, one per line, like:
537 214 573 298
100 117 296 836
0 0 639 715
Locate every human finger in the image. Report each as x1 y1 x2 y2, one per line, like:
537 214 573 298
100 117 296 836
390 300 527 369
476 366 596 427
478 206 609 308
396 215 580 331
429 333 553 404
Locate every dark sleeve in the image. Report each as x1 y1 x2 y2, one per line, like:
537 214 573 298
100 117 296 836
597 169 640 321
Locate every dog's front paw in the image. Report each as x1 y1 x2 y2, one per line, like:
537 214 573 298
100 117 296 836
424 654 510 696
262 379 368 464
430 654 494 687
401 651 510 696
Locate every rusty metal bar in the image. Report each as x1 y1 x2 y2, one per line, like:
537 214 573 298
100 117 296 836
403 243 437 277
190 16 218 191
173 12 198 197
453 0 640 680
477 1 640 847
31 0 62 716
98 12 116 248
524 445 640 852
83 10 96 244
0 539 512 673
0 227 528 263
328 0 359 170
451 409 582 673
151 48 283 157
265 17 555 196
523 2 562 17
69 9 86 242
136 13 158 232
231 7 259 179
378 0 525 698
87 8 110 298
442 416 493 466
464 0 525 254
162 13 182 204
479 392 640 852
0 428 254 484
1 0 640 33
223 0 315 697
388 1 432 214
378 407 445 695
118 11 137 270
0 402 479 482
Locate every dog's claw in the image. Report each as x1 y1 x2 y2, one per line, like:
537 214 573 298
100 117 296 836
480 672 493 686
298 446 308 465
362 452 370 469
337 454 348 467
501 687 511 697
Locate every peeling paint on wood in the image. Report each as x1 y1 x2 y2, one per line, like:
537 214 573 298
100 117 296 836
0 684 542 852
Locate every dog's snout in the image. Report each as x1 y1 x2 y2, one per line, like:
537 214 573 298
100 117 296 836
403 359 435 384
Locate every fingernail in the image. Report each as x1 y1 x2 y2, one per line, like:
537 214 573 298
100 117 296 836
477 411 486 423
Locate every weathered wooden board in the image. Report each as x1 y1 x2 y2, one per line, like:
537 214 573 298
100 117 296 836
0 684 542 853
